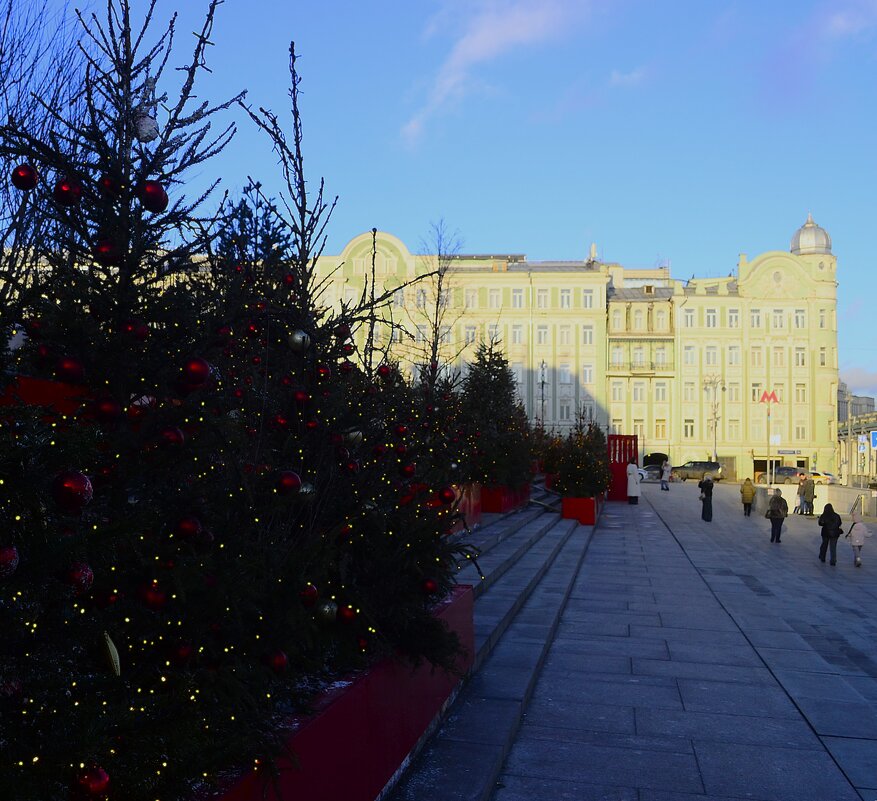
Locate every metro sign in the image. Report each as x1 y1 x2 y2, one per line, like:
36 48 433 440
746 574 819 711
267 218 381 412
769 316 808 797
760 390 778 404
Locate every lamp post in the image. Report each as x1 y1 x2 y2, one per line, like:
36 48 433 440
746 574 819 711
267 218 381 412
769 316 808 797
703 375 725 462
539 360 547 424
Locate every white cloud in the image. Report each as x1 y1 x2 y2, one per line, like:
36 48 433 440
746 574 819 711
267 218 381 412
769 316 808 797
608 67 646 87
841 367 877 398
402 0 593 144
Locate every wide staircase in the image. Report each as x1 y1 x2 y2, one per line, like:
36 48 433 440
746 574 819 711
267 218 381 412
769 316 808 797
386 482 599 801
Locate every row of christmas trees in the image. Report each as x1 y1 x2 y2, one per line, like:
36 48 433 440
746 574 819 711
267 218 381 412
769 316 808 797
0 3 538 799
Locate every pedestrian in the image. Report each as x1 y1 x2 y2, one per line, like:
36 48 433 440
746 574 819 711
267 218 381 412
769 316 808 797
626 458 641 505
660 460 671 491
844 509 872 567
765 488 788 542
740 477 755 517
794 475 805 514
698 474 714 522
802 475 816 516
817 503 844 565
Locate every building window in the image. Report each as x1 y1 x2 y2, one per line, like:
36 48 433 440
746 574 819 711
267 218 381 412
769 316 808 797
439 326 451 344
415 325 427 343
611 346 623 366
582 325 594 345
683 382 695 402
633 419 644 439
819 347 826 367
655 309 667 329
512 288 523 308
488 324 500 341
774 384 785 402
750 308 761 327
465 288 477 309
536 289 549 309
632 382 645 402
439 289 450 308
559 364 571 384
611 381 624 401
512 362 524 385
728 309 739 328
706 346 718 366
684 419 695 438
582 289 594 308
772 309 784 329
728 419 740 440
819 309 826 329
706 308 717 328
582 364 594 384
633 309 644 330
773 347 785 368
537 325 549 345
683 346 696 365
655 347 667 367
611 418 623 434
612 309 623 330
795 423 807 440
560 289 571 309
512 325 523 345
559 326 571 346
795 347 806 367
393 289 404 308
728 345 740 366
390 328 403 343
751 419 764 440
751 382 762 402
632 347 645 367
655 419 667 439
488 288 501 309
750 347 763 368
344 287 357 305
559 403 571 421
684 309 695 327
464 326 476 344
655 382 667 402
795 384 806 403
416 288 427 309
794 309 805 328
727 383 740 402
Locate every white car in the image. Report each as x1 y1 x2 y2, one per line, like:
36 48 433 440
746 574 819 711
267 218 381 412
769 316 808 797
808 471 836 485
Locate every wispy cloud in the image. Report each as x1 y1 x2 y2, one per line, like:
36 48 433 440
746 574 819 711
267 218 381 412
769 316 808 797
402 0 593 144
841 367 877 397
608 66 647 87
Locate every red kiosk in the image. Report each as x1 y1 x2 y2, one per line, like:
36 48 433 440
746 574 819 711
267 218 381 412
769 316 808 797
607 434 638 502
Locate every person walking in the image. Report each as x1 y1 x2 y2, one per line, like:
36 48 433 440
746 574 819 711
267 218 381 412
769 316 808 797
817 503 844 565
794 475 805 514
698 474 714 522
740 478 756 517
765 488 788 542
845 509 872 567
660 460 671 491
626 458 641 505
802 475 816 516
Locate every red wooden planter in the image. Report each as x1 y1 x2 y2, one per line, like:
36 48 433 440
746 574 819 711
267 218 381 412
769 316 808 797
480 483 531 513
215 585 474 801
0 376 86 415
449 483 482 535
561 495 604 525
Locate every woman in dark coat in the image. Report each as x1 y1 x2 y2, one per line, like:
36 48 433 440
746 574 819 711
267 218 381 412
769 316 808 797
698 475 714 522
817 503 844 566
766 488 788 542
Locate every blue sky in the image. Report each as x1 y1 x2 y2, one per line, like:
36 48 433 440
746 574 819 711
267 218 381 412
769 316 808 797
72 1 877 393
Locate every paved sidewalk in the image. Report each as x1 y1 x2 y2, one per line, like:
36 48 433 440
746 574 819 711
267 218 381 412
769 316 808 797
491 481 877 801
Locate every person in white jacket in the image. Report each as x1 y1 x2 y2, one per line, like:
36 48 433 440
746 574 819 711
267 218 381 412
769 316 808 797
845 510 872 568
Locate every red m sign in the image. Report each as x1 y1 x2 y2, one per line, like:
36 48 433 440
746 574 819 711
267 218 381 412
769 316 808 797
760 390 779 404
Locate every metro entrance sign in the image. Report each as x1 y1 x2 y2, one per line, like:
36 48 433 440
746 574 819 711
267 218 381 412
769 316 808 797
760 390 779 484
872 430 877 450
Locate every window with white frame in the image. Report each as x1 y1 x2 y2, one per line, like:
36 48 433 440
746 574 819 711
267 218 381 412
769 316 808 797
794 309 805 329
464 326 477 344
489 288 501 309
751 419 764 440
488 324 500 341
611 381 624 401
654 309 665 330
582 325 594 345
512 325 523 345
511 362 524 385
632 382 645 402
655 419 667 439
683 346 696 365
440 326 451 344
559 402 571 421
633 309 644 330
633 346 645 367
772 309 784 329
611 418 623 435
582 289 594 308
559 326 571 346
416 288 427 309
655 347 667 367
795 347 806 367
537 325 549 345
727 383 740 402
751 382 762 402
612 309 623 330
390 328 403 343
655 382 667 402
750 308 761 327
344 287 357 305
581 401 595 421
728 419 740 440
795 384 806 403
728 345 740 366
438 288 450 308
819 347 827 366
560 289 571 309
683 419 695 438
750 347 763 368
706 346 718 366
465 288 477 309
795 423 807 440
684 308 695 327
512 288 523 308
819 309 826 329
633 419 644 440
706 308 717 328
773 347 785 368
557 364 570 385
728 308 739 328
415 325 427 343
683 382 695 402
774 383 785 402
536 289 549 309
582 363 594 384
393 289 404 308
611 346 623 366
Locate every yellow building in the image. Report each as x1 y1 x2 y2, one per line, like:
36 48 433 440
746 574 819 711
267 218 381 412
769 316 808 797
315 215 839 478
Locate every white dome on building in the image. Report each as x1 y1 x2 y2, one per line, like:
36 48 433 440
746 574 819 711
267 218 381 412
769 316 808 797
791 213 832 255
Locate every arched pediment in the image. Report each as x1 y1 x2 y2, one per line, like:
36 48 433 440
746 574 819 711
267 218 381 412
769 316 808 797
339 230 413 265
738 251 817 299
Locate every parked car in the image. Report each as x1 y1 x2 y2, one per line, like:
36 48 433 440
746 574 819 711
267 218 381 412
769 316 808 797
670 461 723 482
807 470 836 485
637 465 662 482
756 466 802 484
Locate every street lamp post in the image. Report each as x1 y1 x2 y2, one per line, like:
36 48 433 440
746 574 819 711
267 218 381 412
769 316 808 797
703 375 725 462
539 360 547 424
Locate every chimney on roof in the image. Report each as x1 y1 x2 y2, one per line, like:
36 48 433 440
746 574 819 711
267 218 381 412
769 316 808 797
589 242 597 261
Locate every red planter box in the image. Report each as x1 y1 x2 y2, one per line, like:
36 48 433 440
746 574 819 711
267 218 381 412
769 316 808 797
544 473 558 491
480 483 531 514
215 585 474 801
449 483 482 535
0 376 86 415
561 495 603 525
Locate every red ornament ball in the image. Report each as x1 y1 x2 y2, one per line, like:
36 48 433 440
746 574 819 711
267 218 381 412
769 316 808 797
276 470 302 495
93 239 119 266
0 545 20 579
120 318 149 341
11 163 38 190
99 174 123 197
344 459 360 474
421 578 439 595
139 179 169 212
399 463 416 479
377 364 392 378
335 322 352 339
141 581 167 610
316 364 332 380
52 471 93 512
53 177 82 206
395 424 409 436
438 486 457 505
337 604 356 623
267 649 289 673
159 427 185 447
339 360 354 375
293 390 310 406
173 642 194 665
299 583 319 607
55 356 85 383
174 515 202 539
182 356 211 387
66 561 94 593
372 444 387 458
78 765 110 796
341 343 355 356
305 419 319 431
94 398 122 422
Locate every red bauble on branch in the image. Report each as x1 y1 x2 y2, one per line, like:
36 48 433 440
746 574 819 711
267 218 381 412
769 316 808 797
141 581 167 610
299 583 319 607
11 163 38 190
53 177 82 206
337 604 356 623
421 578 439 595
266 649 289 673
93 239 120 266
0 545 20 579
138 179 169 212
377 364 392 379
174 515 202 539
51 471 93 513
158 427 185 447
181 357 211 388
66 561 94 594
120 318 149 341
99 174 123 197
438 486 457 505
55 356 85 383
399 463 417 479
77 765 110 796
276 471 302 495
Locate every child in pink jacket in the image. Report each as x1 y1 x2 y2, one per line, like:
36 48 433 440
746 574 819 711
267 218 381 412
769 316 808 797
846 510 872 568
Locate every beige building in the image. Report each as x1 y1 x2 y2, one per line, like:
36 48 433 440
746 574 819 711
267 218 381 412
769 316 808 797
315 215 839 478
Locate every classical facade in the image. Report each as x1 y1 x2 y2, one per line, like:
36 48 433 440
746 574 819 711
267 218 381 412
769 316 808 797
314 215 839 478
